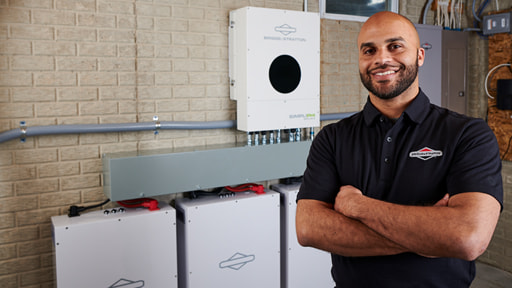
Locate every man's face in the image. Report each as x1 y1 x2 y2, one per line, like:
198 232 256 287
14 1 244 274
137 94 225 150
357 14 424 100
359 53 419 100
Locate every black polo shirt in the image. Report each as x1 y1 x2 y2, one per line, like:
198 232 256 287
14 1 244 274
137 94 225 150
297 90 503 287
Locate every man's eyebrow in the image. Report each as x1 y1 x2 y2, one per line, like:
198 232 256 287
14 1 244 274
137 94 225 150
359 37 406 51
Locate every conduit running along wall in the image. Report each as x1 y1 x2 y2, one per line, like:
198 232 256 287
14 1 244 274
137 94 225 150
0 113 355 144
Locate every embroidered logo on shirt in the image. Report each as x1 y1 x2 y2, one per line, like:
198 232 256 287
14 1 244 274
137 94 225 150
409 147 443 161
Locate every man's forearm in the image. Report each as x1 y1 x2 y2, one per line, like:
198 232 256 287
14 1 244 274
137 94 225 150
335 187 501 260
296 199 408 257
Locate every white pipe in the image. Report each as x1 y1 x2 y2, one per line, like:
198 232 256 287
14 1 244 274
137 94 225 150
0 112 357 144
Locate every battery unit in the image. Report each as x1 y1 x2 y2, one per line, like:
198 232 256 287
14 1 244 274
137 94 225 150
175 190 280 288
51 202 177 288
271 183 335 288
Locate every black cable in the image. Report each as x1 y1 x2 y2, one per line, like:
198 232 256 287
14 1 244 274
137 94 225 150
188 187 229 199
68 198 110 217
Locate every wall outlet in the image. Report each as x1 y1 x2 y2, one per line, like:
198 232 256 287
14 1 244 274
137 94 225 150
483 12 511 35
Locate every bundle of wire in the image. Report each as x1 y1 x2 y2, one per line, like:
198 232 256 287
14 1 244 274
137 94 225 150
472 0 492 36
436 0 463 29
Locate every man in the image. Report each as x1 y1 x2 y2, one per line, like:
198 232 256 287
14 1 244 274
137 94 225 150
295 11 503 287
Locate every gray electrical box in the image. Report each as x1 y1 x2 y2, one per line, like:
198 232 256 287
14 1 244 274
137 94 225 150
416 24 443 106
442 29 468 114
416 25 468 115
102 141 311 201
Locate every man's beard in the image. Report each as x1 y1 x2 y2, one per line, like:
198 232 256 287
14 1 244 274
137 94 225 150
360 57 419 100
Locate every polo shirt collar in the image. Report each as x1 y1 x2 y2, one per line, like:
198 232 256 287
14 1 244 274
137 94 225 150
362 89 430 126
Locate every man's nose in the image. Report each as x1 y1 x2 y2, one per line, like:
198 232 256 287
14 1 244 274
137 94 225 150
373 49 392 66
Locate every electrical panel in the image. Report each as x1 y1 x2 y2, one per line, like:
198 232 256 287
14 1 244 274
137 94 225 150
271 183 335 288
416 25 468 114
416 24 443 106
52 203 177 288
175 191 280 288
229 6 320 132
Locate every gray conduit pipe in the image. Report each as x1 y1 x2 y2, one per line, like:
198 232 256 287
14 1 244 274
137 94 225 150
422 0 433 24
0 112 356 144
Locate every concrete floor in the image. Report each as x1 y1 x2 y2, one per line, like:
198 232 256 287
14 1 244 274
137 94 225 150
471 262 512 288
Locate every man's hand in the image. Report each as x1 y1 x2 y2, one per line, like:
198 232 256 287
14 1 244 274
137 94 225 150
434 193 450 207
334 185 364 218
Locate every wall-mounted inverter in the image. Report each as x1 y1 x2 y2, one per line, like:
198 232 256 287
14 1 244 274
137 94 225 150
272 183 335 288
229 7 320 132
175 191 280 288
51 203 177 288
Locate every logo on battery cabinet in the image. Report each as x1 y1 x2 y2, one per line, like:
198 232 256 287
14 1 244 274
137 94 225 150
409 147 443 161
219 252 255 270
108 278 145 288
275 24 296 35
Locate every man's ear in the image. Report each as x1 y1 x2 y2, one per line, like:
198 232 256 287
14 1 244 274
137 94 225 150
417 48 425 67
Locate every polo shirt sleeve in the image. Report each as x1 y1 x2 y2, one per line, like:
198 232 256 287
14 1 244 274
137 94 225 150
297 124 341 204
446 118 503 209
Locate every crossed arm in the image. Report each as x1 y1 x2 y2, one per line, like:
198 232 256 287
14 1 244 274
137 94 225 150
296 185 501 261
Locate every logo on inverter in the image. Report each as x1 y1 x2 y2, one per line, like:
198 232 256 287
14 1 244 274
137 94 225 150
275 24 296 35
409 147 443 161
289 113 316 120
219 252 255 270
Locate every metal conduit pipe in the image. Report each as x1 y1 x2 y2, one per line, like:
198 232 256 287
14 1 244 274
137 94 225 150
0 112 356 144
422 0 434 24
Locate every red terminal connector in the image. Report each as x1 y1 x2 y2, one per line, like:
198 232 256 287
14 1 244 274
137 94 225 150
225 183 266 195
117 198 160 211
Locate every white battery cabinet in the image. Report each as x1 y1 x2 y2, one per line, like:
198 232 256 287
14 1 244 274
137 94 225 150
51 203 178 288
175 191 280 288
272 183 335 288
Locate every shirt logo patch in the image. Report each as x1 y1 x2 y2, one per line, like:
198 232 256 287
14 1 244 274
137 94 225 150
409 147 443 161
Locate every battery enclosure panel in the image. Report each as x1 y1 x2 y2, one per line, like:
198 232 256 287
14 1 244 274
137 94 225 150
176 191 280 288
272 183 335 288
52 203 177 288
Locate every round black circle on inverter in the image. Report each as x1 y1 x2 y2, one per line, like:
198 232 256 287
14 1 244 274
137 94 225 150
269 55 301 94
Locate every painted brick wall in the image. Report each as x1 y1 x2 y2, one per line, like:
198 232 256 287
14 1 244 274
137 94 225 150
0 0 511 287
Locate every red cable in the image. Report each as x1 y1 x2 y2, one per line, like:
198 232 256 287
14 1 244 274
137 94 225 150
225 183 265 194
117 198 160 211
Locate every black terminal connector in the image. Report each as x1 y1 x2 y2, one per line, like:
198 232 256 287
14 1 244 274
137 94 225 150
68 205 85 217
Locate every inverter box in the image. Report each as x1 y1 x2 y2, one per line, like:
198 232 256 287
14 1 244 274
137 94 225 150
51 202 177 288
272 183 335 288
229 6 320 132
175 190 280 288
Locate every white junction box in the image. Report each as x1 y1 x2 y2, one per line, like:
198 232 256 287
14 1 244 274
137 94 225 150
229 7 320 132
52 202 177 288
271 183 335 288
176 190 280 288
